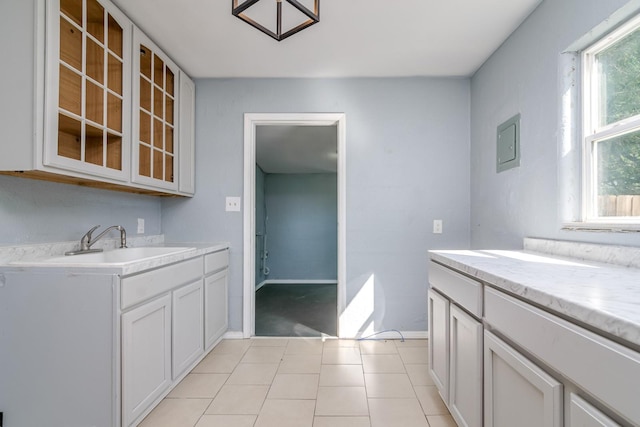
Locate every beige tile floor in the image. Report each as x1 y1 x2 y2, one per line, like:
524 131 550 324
140 338 456 427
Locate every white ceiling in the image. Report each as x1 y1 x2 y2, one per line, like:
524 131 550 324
112 0 542 79
256 125 338 174
111 0 541 172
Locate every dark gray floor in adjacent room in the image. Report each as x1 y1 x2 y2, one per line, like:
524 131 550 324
255 284 337 337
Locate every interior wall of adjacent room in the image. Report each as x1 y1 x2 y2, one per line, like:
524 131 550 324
264 172 338 281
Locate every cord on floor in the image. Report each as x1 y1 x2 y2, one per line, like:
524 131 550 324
357 329 405 342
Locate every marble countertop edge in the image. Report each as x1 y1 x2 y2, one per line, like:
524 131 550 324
0 236 230 276
429 248 640 348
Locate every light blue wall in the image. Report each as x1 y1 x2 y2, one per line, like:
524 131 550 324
255 165 267 286
264 173 337 281
470 0 638 248
0 175 162 244
162 77 471 334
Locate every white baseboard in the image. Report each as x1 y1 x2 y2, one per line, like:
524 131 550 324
255 279 338 291
221 330 427 341
340 330 428 340
222 331 245 340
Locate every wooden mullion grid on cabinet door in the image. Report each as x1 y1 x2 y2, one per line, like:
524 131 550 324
133 30 180 190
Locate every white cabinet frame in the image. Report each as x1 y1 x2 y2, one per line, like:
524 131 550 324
428 288 450 404
204 269 229 351
178 71 195 195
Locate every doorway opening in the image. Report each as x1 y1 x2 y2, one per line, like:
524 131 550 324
243 113 346 338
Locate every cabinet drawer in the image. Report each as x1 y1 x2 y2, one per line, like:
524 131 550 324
485 287 640 425
569 393 620 427
429 261 482 318
122 257 203 310
205 249 229 275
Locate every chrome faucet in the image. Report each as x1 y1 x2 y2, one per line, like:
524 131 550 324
66 225 127 255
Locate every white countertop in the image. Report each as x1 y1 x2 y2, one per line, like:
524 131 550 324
430 240 640 348
0 236 229 276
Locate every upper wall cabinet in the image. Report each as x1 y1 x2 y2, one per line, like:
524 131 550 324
132 28 179 192
0 0 195 197
45 0 132 181
129 26 195 196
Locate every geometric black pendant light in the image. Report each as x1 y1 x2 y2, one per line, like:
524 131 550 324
232 0 320 41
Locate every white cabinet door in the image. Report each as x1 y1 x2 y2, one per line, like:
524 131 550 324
204 269 228 351
131 26 180 192
178 70 195 195
172 280 204 379
484 330 562 427
485 286 640 425
449 304 482 427
44 0 132 181
428 288 450 404
569 393 620 427
122 294 172 427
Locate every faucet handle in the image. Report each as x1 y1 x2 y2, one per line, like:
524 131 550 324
81 225 101 249
83 225 101 239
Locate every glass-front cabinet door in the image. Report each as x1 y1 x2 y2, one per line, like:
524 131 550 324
44 0 131 180
132 27 179 191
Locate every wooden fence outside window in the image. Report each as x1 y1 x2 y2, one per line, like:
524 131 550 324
599 195 640 216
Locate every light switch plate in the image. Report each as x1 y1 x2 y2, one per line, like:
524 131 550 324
226 197 241 212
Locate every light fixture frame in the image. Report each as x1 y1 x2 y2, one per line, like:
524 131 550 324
232 0 320 41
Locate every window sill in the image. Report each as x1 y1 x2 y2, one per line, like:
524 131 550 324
562 222 640 233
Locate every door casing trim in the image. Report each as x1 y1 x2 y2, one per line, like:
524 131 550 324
242 113 347 338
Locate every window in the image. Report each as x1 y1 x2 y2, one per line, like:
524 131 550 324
582 15 640 223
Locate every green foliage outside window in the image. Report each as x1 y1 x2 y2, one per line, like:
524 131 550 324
597 132 640 195
595 28 640 196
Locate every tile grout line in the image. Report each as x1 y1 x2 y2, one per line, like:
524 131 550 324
141 338 448 427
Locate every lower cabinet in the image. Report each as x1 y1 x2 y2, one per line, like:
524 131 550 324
449 304 483 427
484 286 639 426
428 288 483 427
429 258 640 427
429 261 483 427
484 330 563 427
172 280 204 379
204 268 229 351
122 294 172 427
122 249 229 426
428 289 450 403
0 248 229 427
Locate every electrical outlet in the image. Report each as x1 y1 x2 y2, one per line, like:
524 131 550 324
433 219 443 234
137 218 145 234
226 197 241 212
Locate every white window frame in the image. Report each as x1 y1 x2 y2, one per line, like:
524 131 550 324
581 14 640 225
